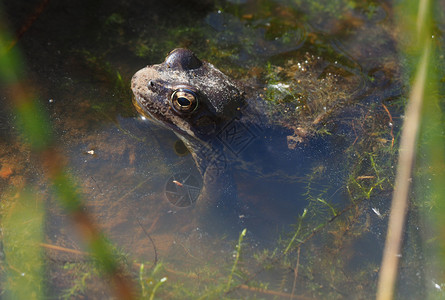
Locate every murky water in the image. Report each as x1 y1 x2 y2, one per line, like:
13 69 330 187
1 0 444 299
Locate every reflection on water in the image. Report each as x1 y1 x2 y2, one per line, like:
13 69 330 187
1 0 441 298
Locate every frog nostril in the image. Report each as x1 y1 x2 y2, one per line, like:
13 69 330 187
147 80 158 91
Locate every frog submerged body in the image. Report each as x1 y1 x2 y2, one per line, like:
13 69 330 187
131 48 324 234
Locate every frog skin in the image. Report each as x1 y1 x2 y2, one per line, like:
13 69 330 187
131 48 300 232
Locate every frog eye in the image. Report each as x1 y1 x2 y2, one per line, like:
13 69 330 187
171 89 198 113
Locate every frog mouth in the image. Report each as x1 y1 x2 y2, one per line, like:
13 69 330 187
132 95 168 128
132 93 193 138
132 96 153 120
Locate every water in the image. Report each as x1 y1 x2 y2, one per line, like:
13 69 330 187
0 0 442 298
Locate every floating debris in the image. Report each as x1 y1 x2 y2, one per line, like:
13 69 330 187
372 207 383 219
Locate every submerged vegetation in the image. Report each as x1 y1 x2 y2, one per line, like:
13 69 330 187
0 0 444 299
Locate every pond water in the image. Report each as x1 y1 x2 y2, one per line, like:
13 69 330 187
0 0 444 299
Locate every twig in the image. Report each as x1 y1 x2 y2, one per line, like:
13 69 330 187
135 217 158 268
112 175 159 267
40 243 87 256
7 0 50 51
382 103 395 148
290 247 301 300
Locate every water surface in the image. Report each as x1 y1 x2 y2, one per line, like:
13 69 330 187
1 0 443 298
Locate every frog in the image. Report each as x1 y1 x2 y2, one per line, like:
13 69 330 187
131 48 339 234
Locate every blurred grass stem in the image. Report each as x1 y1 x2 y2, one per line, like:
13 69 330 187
0 6 136 298
376 31 431 300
